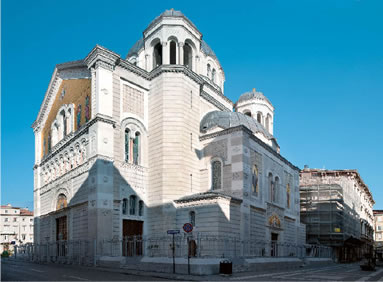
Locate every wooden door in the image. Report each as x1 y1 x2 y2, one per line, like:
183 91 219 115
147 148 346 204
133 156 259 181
122 220 143 256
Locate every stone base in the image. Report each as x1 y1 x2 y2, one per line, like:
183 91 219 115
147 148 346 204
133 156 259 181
116 256 334 275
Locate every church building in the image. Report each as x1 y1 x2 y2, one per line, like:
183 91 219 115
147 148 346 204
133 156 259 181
32 9 305 261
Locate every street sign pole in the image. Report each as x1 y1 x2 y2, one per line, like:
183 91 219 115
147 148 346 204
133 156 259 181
172 233 175 274
167 230 180 274
187 236 190 275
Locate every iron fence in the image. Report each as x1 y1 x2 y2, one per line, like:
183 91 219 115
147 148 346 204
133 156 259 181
14 235 333 265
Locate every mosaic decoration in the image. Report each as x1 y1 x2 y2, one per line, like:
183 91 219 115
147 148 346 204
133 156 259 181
268 214 281 228
252 165 259 195
43 138 46 156
60 88 66 100
47 134 51 152
76 104 82 129
85 95 90 122
212 160 222 190
287 183 291 208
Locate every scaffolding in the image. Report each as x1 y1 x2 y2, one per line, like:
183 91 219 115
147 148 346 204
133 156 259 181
300 184 363 262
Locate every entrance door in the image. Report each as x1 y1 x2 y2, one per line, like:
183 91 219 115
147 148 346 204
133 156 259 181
122 220 143 256
271 233 278 257
56 216 67 256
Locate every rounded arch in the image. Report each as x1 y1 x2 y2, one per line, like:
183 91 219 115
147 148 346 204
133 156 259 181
243 109 252 117
51 187 70 212
168 36 179 65
121 117 147 166
151 38 162 69
183 39 196 70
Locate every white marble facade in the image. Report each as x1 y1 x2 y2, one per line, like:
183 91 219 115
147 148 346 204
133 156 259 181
32 9 305 254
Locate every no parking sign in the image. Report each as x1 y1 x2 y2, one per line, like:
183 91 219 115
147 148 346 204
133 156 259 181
183 223 193 233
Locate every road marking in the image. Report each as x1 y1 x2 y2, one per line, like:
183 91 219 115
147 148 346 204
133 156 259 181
230 265 343 280
356 268 383 281
29 268 44 273
66 276 88 281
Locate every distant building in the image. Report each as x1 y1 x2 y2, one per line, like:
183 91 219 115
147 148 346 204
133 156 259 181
300 168 374 262
0 204 34 253
373 210 383 258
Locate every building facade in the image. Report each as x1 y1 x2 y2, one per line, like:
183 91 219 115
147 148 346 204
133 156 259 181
374 210 383 259
0 204 34 253
32 9 305 259
300 168 374 262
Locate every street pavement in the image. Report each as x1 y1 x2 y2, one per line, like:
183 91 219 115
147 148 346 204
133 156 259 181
1 259 168 281
3 258 383 281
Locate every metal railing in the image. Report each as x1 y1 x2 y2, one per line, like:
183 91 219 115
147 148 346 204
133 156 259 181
14 235 333 265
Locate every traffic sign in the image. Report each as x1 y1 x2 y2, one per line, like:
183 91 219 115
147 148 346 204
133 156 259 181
183 223 193 233
167 230 180 235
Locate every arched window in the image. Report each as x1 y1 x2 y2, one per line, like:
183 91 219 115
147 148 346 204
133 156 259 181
122 198 128 215
244 111 252 117
274 177 279 203
67 108 73 134
212 160 222 190
207 64 211 77
183 43 192 69
252 165 259 195
153 42 162 68
268 173 274 202
266 115 270 133
129 195 136 215
60 110 66 139
138 200 144 216
125 129 130 162
286 183 291 208
212 69 216 83
189 211 196 227
133 132 140 165
56 194 67 210
170 41 177 64
257 113 262 124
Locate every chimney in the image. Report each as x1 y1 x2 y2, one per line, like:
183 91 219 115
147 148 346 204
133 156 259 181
304 165 309 170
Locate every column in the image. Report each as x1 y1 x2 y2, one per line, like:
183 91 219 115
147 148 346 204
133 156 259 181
179 42 184 65
162 41 169 65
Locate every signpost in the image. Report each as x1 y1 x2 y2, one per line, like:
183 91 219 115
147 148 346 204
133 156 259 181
183 223 193 274
167 230 180 274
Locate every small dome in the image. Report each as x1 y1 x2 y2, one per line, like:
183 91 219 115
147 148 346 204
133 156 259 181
237 88 272 106
200 111 273 140
127 38 144 59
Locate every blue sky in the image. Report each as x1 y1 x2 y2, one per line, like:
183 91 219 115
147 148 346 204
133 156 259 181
2 0 382 209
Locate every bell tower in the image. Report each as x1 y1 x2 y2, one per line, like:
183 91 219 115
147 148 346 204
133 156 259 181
235 88 274 135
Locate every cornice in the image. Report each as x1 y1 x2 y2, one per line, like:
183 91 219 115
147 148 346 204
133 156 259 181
117 59 150 80
200 91 231 112
200 125 299 172
32 68 60 131
39 115 116 166
84 45 120 70
300 169 374 205
150 64 204 85
174 192 242 205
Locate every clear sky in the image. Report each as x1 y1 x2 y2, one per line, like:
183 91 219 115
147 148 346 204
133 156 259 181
2 0 382 209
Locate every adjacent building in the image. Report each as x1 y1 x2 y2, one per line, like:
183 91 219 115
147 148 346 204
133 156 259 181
300 168 374 262
0 204 34 253
373 210 383 259
32 9 305 261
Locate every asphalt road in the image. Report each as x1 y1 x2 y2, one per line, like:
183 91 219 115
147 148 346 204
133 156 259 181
3 259 383 281
1 259 168 281
229 263 383 281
